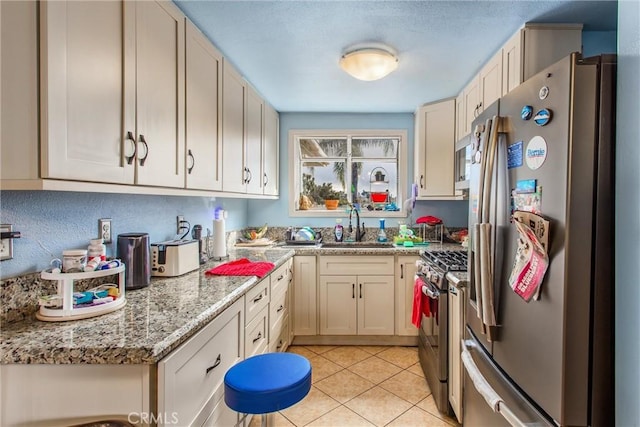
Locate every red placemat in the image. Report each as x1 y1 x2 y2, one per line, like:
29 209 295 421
205 258 275 278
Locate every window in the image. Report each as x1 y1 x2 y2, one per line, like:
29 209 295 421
289 130 407 217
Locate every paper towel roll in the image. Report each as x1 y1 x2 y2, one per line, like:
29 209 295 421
212 218 227 259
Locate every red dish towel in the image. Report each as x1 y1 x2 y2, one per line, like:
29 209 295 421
411 276 431 328
205 258 275 278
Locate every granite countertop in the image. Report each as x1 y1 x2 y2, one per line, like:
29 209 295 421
0 248 294 365
1 242 466 365
446 271 469 286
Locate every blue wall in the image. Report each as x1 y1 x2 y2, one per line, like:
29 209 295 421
0 192 248 278
583 30 617 56
615 2 640 424
247 112 469 228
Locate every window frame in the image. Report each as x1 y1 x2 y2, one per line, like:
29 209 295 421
288 129 408 218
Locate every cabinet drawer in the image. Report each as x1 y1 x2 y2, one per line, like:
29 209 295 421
269 288 289 338
270 261 291 297
245 279 269 325
158 298 243 427
319 256 394 275
269 317 289 353
245 306 268 358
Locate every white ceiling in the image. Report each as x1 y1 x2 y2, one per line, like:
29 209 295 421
174 0 617 113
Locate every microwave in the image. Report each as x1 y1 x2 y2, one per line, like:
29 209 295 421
454 135 472 193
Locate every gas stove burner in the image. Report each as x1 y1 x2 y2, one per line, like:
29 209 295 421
420 250 468 272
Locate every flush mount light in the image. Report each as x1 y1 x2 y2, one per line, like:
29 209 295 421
340 45 398 81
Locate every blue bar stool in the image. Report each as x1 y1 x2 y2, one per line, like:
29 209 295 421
224 352 312 427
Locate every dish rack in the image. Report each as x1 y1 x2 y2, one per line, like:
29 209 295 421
37 265 126 322
416 222 444 244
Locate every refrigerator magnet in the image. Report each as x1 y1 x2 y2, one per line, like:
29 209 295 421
507 141 524 169
533 109 552 126
521 105 533 120
525 136 548 170
539 86 550 100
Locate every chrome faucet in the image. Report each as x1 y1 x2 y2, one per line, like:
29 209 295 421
348 204 366 242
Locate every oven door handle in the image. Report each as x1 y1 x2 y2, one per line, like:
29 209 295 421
461 341 527 427
422 284 440 299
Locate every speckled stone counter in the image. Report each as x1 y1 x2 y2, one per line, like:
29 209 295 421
277 241 463 255
446 271 469 286
0 248 294 365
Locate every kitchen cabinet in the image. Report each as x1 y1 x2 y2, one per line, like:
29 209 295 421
318 256 395 336
158 297 243 427
395 256 420 336
292 256 317 336
448 282 465 424
39 0 185 188
245 86 264 194
462 77 480 138
185 20 223 191
414 99 457 199
455 93 465 144
262 103 280 196
479 50 503 114
221 60 247 193
269 259 292 352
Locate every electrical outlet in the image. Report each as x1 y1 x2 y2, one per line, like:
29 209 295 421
99 218 112 243
177 215 185 234
0 224 14 261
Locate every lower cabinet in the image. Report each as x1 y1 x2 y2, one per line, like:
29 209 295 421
395 256 420 336
292 255 317 336
158 297 244 427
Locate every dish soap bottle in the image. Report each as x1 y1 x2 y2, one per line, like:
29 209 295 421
377 219 388 242
334 218 344 242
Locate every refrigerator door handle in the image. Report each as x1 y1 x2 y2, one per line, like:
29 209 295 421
461 342 527 427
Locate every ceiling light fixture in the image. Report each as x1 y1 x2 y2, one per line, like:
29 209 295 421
339 45 398 81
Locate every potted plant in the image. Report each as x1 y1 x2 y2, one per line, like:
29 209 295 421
316 184 341 210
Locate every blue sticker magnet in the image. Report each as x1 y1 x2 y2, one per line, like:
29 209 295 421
507 141 524 169
521 105 533 120
515 179 537 193
534 109 552 126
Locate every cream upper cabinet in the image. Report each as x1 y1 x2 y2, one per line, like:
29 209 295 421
479 49 503 113
462 76 480 137
185 20 222 191
455 93 465 144
414 99 456 199
245 86 264 194
395 256 419 336
39 0 185 188
222 61 247 193
262 103 280 196
502 30 523 95
292 256 317 336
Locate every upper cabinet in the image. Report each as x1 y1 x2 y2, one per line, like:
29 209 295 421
185 20 223 191
245 86 264 195
414 99 457 199
222 61 247 193
479 50 503 114
262 103 279 196
39 0 185 188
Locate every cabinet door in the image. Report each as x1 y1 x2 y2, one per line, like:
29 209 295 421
293 256 317 336
502 30 523 95
415 99 456 198
479 50 503 113
395 256 419 336
185 21 222 191
222 61 247 193
319 275 357 335
455 92 465 143
245 86 263 194
39 1 135 184
263 103 279 196
448 285 464 423
135 0 185 188
357 275 395 336
463 76 480 136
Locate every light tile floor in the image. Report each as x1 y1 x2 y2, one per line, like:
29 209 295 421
250 345 460 427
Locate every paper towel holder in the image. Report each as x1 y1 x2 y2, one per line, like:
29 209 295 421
212 208 229 261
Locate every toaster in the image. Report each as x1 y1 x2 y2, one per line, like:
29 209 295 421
150 239 200 277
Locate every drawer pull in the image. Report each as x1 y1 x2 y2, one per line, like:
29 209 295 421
277 305 284 313
359 283 363 298
205 354 222 374
352 283 355 299
253 332 262 343
253 293 263 303
277 274 284 281
400 264 404 279
276 340 283 350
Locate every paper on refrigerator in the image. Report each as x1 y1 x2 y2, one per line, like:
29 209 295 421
508 214 549 302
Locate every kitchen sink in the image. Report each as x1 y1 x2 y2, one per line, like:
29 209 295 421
320 242 395 249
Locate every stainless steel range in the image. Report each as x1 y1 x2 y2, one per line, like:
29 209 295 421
416 250 468 415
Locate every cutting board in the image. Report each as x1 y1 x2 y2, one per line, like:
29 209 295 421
234 238 274 247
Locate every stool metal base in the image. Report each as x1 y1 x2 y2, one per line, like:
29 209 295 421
236 412 274 427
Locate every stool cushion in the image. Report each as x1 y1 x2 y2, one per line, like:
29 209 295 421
224 353 312 414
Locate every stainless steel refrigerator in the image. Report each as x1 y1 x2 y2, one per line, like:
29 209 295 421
463 53 615 426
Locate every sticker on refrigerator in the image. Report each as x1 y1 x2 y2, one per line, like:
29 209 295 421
533 109 552 126
511 186 543 214
538 86 550 100
515 179 537 193
507 141 523 169
525 136 547 170
520 105 533 120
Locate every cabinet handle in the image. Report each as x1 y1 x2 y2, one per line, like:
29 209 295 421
243 167 250 184
277 304 284 313
277 274 284 281
138 134 149 166
246 167 252 184
253 293 263 303
359 283 362 299
253 331 262 343
125 131 137 165
263 173 268 187
352 283 355 299
420 174 424 189
205 354 221 374
276 340 283 350
401 264 404 279
187 149 195 174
